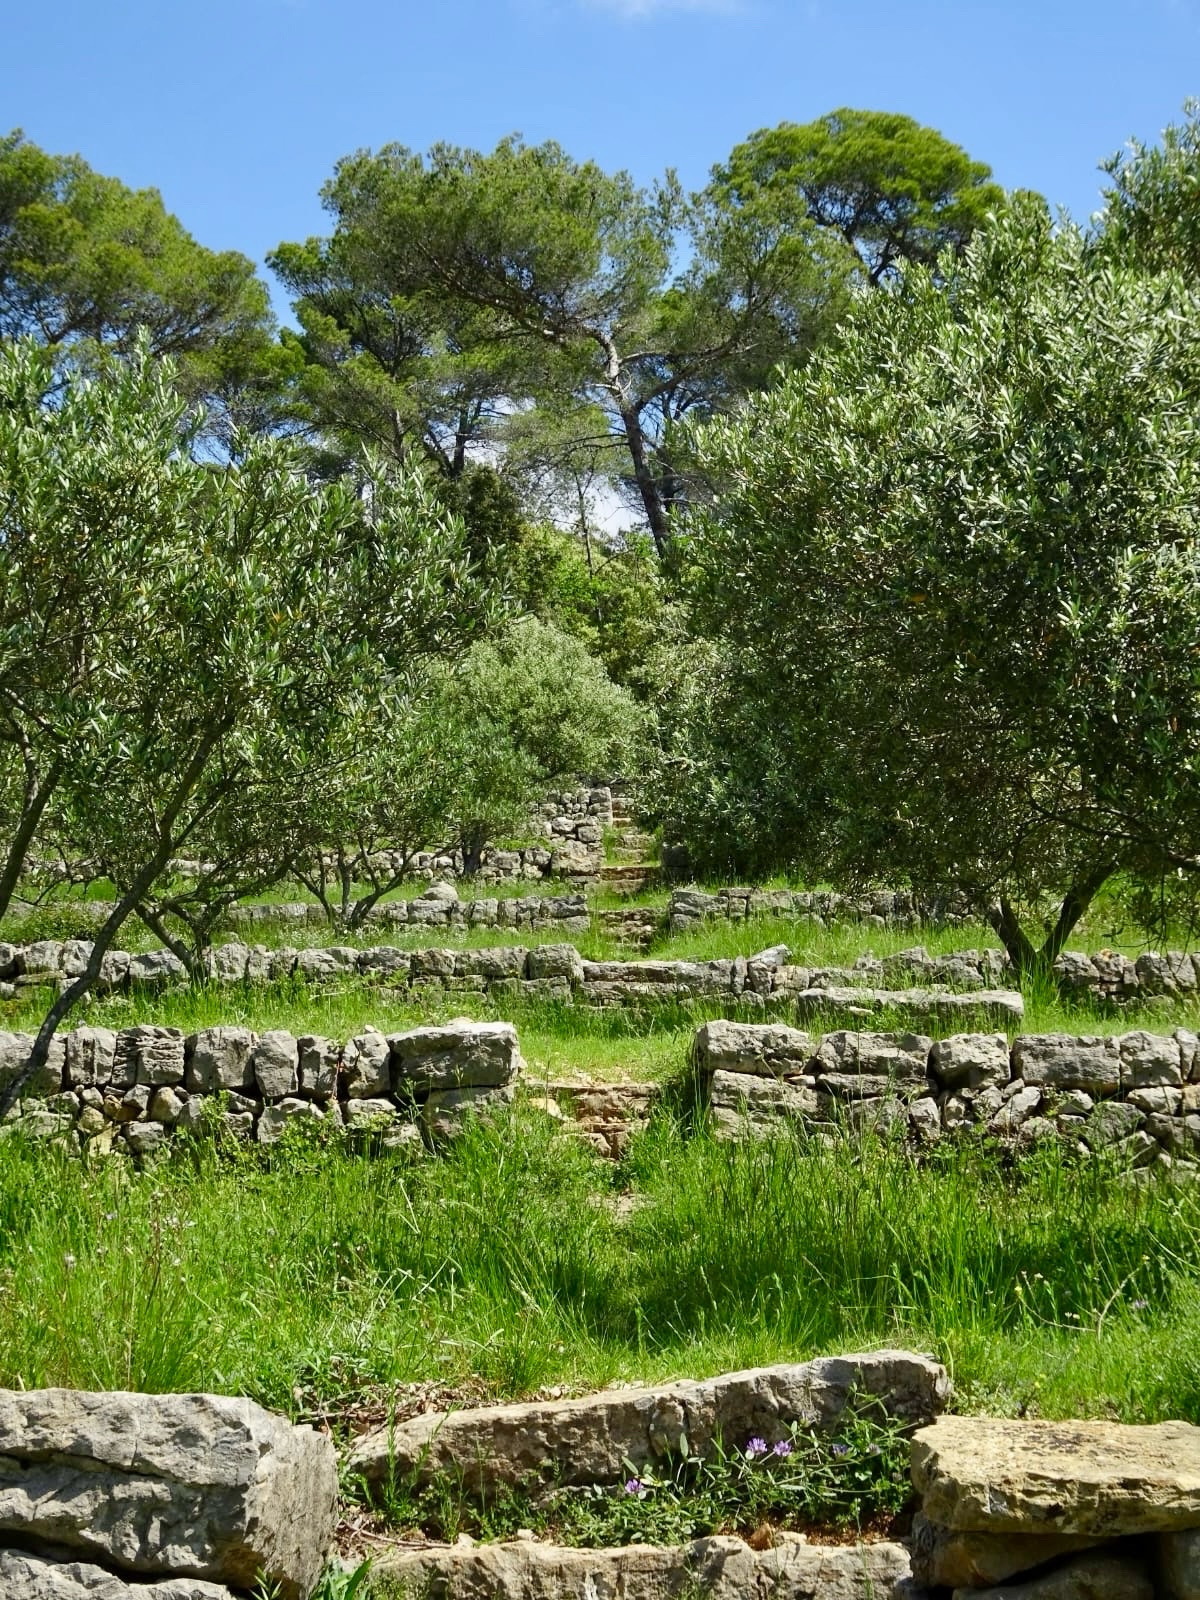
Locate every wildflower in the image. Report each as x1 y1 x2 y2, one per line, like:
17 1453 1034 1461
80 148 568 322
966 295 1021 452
772 1440 793 1458
745 1437 768 1458
62 1254 76 1271
1130 1298 1149 1311
624 1478 643 1496
829 1442 851 1459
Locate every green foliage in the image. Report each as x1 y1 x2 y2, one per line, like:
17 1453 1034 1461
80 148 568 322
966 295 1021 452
419 617 646 869
718 107 1006 285
0 337 489 1098
670 199 1200 970
273 134 847 550
0 129 288 440
1095 100 1200 277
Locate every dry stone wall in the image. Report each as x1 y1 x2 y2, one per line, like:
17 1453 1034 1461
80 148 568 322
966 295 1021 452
0 936 1024 1025
698 1019 1200 1170
0 1387 337 1599
227 886 590 936
0 1019 522 1160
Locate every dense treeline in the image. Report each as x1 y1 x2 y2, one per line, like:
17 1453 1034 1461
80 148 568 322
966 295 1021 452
1 101 1199 1088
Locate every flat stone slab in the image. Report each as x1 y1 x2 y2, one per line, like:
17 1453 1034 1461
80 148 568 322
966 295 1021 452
372 1534 915 1600
0 1550 235 1598
0 1389 337 1599
912 1414 1200 1535
351 1350 950 1493
910 1513 1106 1587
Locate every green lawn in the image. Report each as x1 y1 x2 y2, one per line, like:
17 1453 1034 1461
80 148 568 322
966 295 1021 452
0 1114 1196 1431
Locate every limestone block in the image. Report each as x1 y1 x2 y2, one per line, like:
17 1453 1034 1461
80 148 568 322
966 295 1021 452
341 1099 422 1151
252 1031 299 1101
912 1413 1200 1533
203 943 250 984
409 947 457 979
342 1028 391 1098
988 1084 1042 1134
814 1030 932 1082
63 1027 117 1089
351 1350 949 1494
910 1096 943 1142
910 1512 1104 1587
123 1120 167 1156
950 1549 1152 1600
709 1071 824 1138
147 1087 185 1125
21 939 64 975
423 1082 516 1141
296 1035 339 1101
0 1031 65 1098
0 1548 236 1597
391 1020 522 1094
693 1019 815 1077
1159 1527 1200 1599
930 1033 1011 1091
186 1027 257 1094
1120 1030 1183 1089
1011 1035 1121 1096
1129 1085 1183 1116
527 944 585 983
114 1026 185 1088
1082 1101 1144 1149
355 946 409 979
374 1535 914 1600
0 1388 337 1598
256 1098 323 1144
455 947 528 979
126 950 187 988
61 939 95 980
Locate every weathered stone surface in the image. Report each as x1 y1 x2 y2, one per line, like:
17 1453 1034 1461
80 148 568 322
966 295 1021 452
126 950 187 988
694 1019 815 1077
1159 1527 1200 1599
952 1548 1153 1600
296 1035 339 1101
256 1098 323 1144
912 1414 1200 1534
373 1534 914 1600
0 1388 337 1599
342 1027 390 1098
185 1027 256 1094
391 1020 522 1094
0 1549 235 1598
351 1350 949 1493
527 943 585 983
814 1030 932 1082
252 1031 299 1100
203 942 250 985
0 1032 65 1098
931 1033 1011 1090
1119 1030 1183 1089
910 1512 1105 1587
422 1082 516 1141
456 946 528 980
115 1027 185 1088
63 1027 117 1090
1011 1036 1121 1096
709 1070 824 1137
341 1099 421 1150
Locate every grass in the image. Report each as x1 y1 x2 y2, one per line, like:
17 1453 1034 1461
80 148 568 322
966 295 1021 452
1 1110 1198 1427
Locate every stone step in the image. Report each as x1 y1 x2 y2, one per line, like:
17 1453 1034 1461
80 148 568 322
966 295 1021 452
349 1350 950 1495
370 1534 915 1600
599 863 661 896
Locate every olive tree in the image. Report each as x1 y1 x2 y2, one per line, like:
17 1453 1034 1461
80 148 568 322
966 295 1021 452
672 201 1200 973
0 340 485 1110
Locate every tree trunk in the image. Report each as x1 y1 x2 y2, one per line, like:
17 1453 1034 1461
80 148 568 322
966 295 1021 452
618 404 671 558
0 753 64 923
986 864 1115 979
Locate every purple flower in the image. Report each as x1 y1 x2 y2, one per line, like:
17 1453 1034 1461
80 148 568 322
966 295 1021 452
829 1442 851 1459
745 1437 768 1458
772 1440 793 1458
624 1478 643 1495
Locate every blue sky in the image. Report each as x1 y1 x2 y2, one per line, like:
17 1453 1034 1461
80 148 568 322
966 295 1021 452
3 0 1197 323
